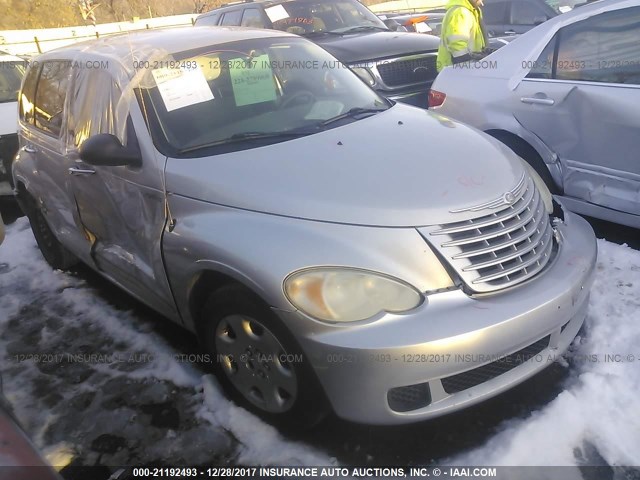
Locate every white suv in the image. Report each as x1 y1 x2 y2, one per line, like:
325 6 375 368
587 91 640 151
0 52 25 197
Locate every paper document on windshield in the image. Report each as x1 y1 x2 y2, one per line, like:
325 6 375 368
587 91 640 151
152 66 214 112
230 54 278 107
265 5 289 22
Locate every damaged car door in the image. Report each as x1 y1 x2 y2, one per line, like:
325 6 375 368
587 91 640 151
64 68 178 318
513 6 640 215
18 61 89 255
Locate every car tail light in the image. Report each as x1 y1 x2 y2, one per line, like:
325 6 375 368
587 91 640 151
428 89 446 108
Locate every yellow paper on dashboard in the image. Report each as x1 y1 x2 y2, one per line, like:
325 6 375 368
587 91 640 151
229 54 277 107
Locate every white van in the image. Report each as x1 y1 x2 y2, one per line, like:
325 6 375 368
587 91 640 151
0 52 25 196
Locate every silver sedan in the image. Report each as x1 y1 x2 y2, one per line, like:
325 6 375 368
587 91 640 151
429 0 640 229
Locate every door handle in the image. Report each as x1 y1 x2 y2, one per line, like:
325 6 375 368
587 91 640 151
68 167 96 176
520 97 555 106
504 30 516 35
23 145 37 153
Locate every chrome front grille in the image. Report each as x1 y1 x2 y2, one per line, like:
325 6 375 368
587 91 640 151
426 173 556 293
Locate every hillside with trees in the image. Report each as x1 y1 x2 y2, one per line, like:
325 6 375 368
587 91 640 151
0 0 388 29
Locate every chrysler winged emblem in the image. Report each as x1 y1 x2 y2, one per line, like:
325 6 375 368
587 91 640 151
503 192 516 205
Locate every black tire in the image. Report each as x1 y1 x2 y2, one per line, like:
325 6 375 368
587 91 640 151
26 202 78 270
487 131 560 194
200 284 329 430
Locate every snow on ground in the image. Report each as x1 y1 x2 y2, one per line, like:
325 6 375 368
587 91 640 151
0 218 332 468
1 216 639 471
450 240 640 469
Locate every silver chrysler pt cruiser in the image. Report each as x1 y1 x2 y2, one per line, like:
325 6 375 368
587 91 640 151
12 27 596 427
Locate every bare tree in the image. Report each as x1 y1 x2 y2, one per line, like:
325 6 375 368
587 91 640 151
193 0 208 14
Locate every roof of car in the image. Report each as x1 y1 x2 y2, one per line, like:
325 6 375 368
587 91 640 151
0 52 25 63
502 0 633 49
199 0 316 16
526 0 631 26
33 26 295 69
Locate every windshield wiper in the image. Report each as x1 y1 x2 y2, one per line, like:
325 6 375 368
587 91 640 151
301 30 345 36
340 25 389 34
178 130 319 153
321 107 388 127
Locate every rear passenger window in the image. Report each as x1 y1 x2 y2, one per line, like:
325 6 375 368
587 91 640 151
555 6 640 85
20 64 40 125
241 8 266 28
220 10 242 26
34 61 71 137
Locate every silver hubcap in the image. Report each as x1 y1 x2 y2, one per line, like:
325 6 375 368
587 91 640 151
215 314 298 413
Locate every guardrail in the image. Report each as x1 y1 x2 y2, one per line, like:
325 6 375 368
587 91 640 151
0 14 198 57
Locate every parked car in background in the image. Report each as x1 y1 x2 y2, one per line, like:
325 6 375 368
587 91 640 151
379 10 519 50
195 0 441 107
379 10 447 35
483 0 559 35
14 26 596 427
429 0 640 228
0 52 25 197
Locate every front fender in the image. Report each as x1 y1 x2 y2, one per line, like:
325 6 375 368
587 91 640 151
162 195 451 332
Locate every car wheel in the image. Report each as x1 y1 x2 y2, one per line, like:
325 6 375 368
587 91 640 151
26 203 78 270
200 284 328 429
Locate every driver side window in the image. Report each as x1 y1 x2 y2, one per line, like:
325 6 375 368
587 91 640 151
67 68 125 149
554 6 640 85
526 33 557 79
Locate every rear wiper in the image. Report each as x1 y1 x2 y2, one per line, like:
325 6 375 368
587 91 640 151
321 107 387 127
340 26 389 34
179 130 319 153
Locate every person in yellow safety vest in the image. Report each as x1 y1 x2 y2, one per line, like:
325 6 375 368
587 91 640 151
436 0 490 72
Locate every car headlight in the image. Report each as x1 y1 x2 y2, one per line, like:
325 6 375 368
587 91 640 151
521 160 553 214
350 66 376 87
284 268 423 323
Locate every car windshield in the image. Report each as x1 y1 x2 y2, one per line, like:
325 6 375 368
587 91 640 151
137 37 390 157
0 61 25 103
266 0 388 35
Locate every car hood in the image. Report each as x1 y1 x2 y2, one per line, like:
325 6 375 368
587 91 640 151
0 102 18 136
165 104 525 227
309 31 439 64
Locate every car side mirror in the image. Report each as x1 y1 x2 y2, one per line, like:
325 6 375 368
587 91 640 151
533 15 547 25
80 134 141 167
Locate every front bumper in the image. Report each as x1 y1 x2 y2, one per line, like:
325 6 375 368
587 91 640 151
279 211 596 425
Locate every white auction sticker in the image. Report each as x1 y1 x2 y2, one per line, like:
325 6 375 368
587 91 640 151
264 4 290 23
151 65 214 112
415 22 432 33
